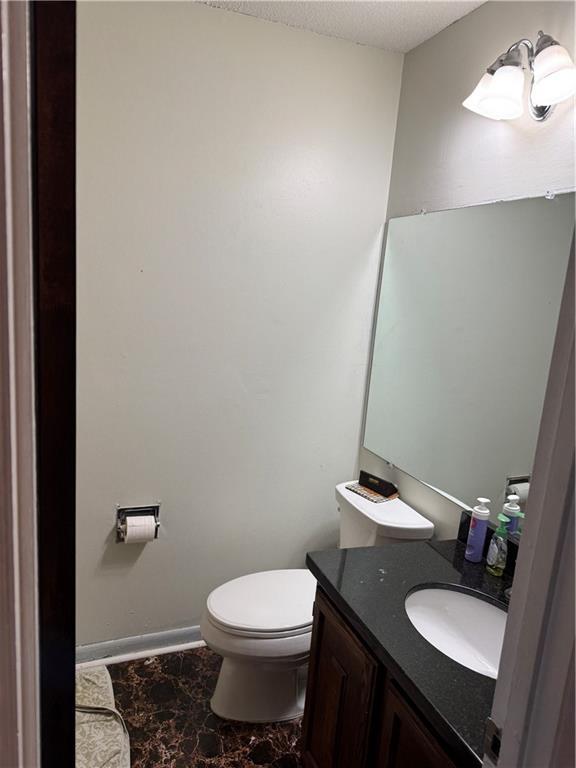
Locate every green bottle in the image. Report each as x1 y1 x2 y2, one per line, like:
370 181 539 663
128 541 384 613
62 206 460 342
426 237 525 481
486 513 510 577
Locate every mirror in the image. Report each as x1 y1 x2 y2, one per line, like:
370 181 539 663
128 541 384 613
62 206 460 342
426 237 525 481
364 194 574 512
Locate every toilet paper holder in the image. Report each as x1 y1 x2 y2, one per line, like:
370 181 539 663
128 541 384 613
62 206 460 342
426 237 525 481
116 504 160 542
504 475 531 507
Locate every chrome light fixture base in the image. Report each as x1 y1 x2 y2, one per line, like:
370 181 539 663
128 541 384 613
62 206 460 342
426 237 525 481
509 37 556 122
529 100 554 122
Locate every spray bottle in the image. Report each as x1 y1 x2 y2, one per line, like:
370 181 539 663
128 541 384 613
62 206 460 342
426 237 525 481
503 494 521 534
465 498 491 563
486 513 510 577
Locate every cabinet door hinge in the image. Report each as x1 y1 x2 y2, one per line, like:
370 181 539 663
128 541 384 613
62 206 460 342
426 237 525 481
484 716 502 764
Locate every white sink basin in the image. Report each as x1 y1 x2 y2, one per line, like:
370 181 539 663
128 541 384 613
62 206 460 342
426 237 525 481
405 587 507 679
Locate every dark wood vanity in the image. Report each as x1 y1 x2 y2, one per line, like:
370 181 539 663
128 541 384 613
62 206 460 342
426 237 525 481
302 588 458 768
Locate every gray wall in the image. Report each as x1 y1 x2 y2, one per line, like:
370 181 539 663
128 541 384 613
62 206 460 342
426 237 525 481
76 2 403 644
388 1 574 218
360 1 575 535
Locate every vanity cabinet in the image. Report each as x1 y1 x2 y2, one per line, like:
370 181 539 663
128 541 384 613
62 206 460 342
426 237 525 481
301 589 378 768
377 683 457 768
302 588 458 768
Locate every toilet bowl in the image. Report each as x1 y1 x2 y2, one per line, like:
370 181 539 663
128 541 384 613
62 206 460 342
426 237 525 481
200 569 316 723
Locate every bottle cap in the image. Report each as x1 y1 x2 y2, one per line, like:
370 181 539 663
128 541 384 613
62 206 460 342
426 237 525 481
504 494 521 515
473 497 491 519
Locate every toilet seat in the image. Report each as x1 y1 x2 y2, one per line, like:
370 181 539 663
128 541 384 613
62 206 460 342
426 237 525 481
206 614 312 639
206 569 316 639
201 612 312 662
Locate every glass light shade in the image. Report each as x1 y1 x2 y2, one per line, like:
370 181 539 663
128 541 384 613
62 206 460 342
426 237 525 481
532 44 576 106
478 65 525 120
462 73 501 119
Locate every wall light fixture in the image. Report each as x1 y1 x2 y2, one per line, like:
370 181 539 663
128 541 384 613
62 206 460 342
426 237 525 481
463 31 576 121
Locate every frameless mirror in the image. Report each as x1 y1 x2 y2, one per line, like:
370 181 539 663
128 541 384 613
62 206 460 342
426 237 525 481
364 194 574 513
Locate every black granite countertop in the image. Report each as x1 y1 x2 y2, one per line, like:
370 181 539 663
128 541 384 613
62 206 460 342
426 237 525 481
306 540 512 767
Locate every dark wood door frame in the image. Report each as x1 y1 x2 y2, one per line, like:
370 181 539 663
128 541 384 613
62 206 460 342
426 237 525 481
31 2 76 765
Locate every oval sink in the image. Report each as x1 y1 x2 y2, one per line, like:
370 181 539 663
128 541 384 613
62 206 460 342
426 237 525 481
405 586 507 679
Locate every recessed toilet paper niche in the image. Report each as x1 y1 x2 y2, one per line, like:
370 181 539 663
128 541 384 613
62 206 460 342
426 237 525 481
116 504 160 543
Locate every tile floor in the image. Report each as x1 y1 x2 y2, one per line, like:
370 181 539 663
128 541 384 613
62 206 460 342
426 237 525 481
108 647 303 768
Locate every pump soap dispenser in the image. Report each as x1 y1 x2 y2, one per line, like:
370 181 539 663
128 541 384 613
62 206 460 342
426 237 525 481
465 498 491 563
504 494 521 534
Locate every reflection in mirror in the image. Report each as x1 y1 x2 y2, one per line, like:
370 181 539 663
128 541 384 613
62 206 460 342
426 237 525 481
364 194 574 515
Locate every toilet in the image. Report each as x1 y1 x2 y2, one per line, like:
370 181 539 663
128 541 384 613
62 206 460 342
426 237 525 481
200 569 317 723
201 482 434 723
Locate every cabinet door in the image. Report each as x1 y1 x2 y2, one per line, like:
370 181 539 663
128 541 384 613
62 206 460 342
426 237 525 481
301 589 379 768
378 683 457 768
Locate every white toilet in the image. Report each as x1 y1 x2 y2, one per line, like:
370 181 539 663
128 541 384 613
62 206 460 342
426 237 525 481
201 482 434 723
200 569 317 723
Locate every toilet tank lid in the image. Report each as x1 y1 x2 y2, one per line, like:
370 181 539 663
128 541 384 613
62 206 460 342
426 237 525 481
336 482 434 539
206 569 316 634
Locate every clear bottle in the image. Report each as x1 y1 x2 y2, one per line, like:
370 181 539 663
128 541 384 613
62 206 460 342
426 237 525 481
504 494 521 534
486 513 510 577
465 498 491 563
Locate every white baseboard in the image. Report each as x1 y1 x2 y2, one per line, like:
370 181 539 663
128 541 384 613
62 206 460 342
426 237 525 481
76 625 205 668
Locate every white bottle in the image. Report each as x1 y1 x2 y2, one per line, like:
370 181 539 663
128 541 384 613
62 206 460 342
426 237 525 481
503 494 521 534
465 498 491 563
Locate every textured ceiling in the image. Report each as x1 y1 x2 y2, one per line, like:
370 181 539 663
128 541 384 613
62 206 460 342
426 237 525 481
206 1 485 53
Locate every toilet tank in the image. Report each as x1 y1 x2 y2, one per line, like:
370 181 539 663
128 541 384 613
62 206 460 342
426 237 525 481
336 482 434 548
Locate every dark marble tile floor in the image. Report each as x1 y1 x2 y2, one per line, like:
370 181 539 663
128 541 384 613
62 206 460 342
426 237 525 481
108 648 302 768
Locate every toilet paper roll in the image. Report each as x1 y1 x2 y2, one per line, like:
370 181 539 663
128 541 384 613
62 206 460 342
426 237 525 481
123 515 157 543
508 482 530 506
